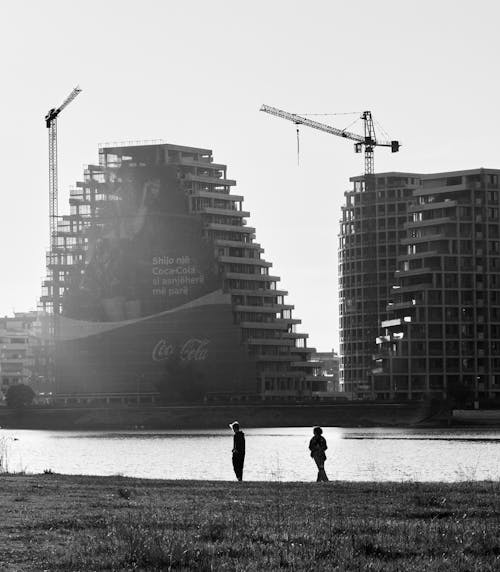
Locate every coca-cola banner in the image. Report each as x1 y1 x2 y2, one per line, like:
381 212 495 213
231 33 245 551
54 159 259 399
62 164 220 322
152 338 210 362
55 294 257 399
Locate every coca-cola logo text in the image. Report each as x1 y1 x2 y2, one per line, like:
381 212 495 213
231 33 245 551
152 338 210 362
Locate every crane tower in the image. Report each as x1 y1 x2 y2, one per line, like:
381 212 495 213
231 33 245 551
44 86 81 334
260 104 399 175
45 86 82 251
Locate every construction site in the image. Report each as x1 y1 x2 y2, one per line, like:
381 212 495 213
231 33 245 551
38 89 327 403
23 89 500 410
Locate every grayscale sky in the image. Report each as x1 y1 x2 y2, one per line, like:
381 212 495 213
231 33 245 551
1 0 499 352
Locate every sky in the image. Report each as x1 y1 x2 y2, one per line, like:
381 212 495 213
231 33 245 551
1 0 500 352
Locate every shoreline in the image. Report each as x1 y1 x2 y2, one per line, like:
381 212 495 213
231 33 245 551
0 401 466 430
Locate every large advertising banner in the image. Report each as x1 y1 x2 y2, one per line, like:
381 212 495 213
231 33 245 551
56 160 255 398
63 163 219 321
56 292 256 398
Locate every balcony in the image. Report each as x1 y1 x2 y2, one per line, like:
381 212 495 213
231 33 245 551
283 332 309 340
291 361 320 370
254 355 293 362
395 266 432 278
226 287 289 297
405 216 454 229
191 190 243 201
219 256 272 267
408 199 457 212
198 207 250 218
184 173 236 186
205 222 255 234
225 272 279 282
214 239 263 251
291 346 315 354
240 321 289 331
386 300 417 311
401 233 445 245
415 181 467 195
391 283 432 294
234 304 294 313
245 338 294 346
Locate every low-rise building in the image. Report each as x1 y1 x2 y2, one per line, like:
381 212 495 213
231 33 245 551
0 312 38 397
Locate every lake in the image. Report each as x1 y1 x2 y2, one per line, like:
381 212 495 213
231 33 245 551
0 427 499 482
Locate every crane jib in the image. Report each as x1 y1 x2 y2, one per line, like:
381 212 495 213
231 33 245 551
260 103 399 174
260 104 365 144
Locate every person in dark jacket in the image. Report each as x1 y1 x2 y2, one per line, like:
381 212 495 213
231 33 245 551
229 421 245 481
309 426 328 482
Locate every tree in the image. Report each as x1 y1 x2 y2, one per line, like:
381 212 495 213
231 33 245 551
5 384 35 409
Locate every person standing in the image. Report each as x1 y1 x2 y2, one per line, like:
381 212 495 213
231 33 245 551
229 421 245 481
309 426 328 482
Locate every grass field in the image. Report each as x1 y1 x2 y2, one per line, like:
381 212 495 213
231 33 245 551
0 474 498 571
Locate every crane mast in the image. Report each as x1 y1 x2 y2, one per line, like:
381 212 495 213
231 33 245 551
44 86 81 332
260 104 399 175
45 86 81 252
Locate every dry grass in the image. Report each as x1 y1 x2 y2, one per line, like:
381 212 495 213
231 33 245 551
0 474 498 570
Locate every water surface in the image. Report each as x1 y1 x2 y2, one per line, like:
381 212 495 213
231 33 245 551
1 427 498 482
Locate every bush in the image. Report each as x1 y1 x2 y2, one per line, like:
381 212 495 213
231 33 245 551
5 384 35 409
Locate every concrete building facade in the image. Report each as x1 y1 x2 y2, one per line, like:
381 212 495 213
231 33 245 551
374 168 500 402
0 312 38 397
39 142 326 402
339 173 419 397
311 350 340 392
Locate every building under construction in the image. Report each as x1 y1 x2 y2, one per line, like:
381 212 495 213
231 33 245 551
339 173 419 397
340 169 500 402
40 142 325 402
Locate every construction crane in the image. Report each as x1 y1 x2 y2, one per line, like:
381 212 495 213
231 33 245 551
44 85 81 333
260 104 399 175
45 86 82 250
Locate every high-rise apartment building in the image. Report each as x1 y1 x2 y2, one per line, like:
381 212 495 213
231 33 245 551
339 173 419 397
374 168 500 401
40 142 324 402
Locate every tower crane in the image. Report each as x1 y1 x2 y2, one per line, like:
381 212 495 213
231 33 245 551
260 104 399 175
45 86 82 251
44 85 81 330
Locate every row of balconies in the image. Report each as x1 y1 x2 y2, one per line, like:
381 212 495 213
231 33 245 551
239 319 301 330
205 222 255 235
183 173 235 187
214 238 263 252
219 255 271 268
234 304 294 314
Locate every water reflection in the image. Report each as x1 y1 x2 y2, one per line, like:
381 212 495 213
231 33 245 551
0 427 498 482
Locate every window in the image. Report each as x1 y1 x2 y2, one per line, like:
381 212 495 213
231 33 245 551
428 324 442 338
429 308 443 321
445 306 458 322
444 274 458 288
429 341 443 355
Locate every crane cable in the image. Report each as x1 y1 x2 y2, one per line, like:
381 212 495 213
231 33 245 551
295 115 360 165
